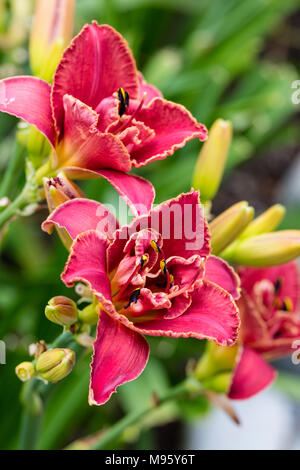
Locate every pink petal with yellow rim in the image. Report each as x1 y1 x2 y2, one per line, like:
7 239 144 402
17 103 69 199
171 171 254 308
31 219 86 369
131 98 207 167
52 22 139 133
89 310 149 405
0 76 56 146
61 230 112 306
130 281 239 346
42 198 119 240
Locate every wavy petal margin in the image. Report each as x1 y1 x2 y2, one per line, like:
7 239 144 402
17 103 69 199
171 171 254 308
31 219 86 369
63 168 155 218
42 198 119 240
52 22 139 134
61 230 111 304
131 98 207 167
129 281 239 346
89 310 149 405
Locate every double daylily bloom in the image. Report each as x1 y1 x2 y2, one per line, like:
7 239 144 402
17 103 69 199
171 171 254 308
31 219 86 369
0 21 207 215
228 262 300 399
43 190 240 405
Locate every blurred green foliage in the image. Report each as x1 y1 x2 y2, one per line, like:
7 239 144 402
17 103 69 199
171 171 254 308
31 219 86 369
0 0 300 449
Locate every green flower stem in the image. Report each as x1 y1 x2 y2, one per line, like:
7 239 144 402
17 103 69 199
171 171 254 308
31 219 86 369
19 331 82 450
19 407 43 450
0 142 26 199
90 377 203 450
0 157 55 229
0 183 32 228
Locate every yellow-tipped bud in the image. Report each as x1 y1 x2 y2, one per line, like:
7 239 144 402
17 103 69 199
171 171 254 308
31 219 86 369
79 303 99 326
239 204 286 240
29 0 75 83
193 119 232 202
195 342 238 382
209 202 254 255
36 348 75 383
15 361 36 382
225 230 300 267
45 296 78 327
43 173 85 213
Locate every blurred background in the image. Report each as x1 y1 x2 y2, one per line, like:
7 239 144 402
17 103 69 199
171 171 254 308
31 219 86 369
0 0 300 450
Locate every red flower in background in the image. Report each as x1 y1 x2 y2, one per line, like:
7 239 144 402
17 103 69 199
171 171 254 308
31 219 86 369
0 21 207 216
229 262 300 399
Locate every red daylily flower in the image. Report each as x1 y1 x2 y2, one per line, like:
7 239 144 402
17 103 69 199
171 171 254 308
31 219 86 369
228 262 300 399
0 21 207 216
42 190 240 405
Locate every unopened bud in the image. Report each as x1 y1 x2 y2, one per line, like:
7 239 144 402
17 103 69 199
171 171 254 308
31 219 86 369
79 303 99 326
193 119 232 202
209 202 254 255
42 173 85 249
15 361 35 382
27 126 52 168
30 0 75 82
202 372 232 394
44 173 85 213
45 296 78 327
239 204 286 240
36 348 75 383
225 230 300 267
195 343 238 381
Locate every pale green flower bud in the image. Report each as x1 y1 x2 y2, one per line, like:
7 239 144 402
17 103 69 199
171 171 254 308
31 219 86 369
225 230 300 267
29 0 75 83
193 119 232 202
209 202 254 255
239 204 286 240
36 348 75 383
45 296 78 327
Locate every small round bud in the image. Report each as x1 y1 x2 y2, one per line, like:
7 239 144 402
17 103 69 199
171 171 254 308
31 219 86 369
36 348 75 383
45 296 78 327
15 362 36 382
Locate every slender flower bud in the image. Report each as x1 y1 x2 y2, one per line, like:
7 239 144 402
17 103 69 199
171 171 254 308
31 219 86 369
239 204 286 240
43 173 85 249
192 119 232 202
195 343 238 394
209 202 254 255
195 342 238 381
36 348 75 383
15 361 36 382
29 0 75 83
225 230 300 267
44 173 85 213
45 296 78 327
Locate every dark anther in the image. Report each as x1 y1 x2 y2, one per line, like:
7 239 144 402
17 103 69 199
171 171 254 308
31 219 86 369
282 297 293 312
150 240 161 254
160 259 167 276
140 254 148 270
274 277 282 295
124 289 141 309
118 88 129 117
